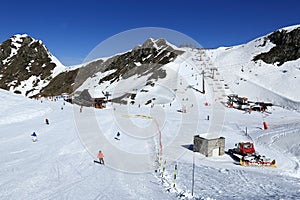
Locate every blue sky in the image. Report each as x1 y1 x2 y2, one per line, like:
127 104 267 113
1 0 299 65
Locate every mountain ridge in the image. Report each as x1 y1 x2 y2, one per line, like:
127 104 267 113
0 25 299 107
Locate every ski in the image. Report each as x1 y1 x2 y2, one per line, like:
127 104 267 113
94 160 102 165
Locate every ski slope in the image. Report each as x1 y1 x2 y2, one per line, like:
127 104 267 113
207 26 300 109
0 90 174 200
1 25 300 199
1 71 300 199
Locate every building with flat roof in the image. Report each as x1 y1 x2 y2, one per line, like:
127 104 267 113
193 135 225 157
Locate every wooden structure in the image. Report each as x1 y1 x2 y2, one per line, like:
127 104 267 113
94 97 106 109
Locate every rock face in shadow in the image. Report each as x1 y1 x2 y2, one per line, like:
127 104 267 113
253 27 300 66
38 69 79 97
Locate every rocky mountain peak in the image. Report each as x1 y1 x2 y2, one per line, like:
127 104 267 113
0 34 64 96
142 38 167 48
134 38 176 52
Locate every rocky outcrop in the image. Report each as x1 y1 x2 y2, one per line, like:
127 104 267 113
253 27 300 65
96 38 183 85
0 34 62 96
37 69 79 97
36 38 183 100
69 38 184 105
37 59 105 97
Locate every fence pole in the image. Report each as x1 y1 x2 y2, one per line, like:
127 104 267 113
192 155 195 196
173 164 177 187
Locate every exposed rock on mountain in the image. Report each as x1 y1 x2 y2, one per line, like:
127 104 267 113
72 38 184 105
96 38 183 84
0 34 65 96
0 25 299 108
253 27 300 65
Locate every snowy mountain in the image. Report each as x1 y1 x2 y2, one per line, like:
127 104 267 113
209 25 300 109
72 38 184 105
67 25 300 109
1 25 300 200
1 25 299 110
0 34 65 97
253 25 300 65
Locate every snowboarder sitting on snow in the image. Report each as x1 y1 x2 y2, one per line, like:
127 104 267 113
45 118 49 125
31 132 37 142
97 150 104 165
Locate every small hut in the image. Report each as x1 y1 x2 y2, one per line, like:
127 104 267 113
193 135 225 157
94 97 106 109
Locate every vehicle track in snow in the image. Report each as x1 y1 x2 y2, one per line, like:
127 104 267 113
254 123 300 175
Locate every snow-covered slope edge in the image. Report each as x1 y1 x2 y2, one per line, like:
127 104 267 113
0 89 51 125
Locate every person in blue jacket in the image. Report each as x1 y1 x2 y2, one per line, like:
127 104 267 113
114 132 121 140
31 132 37 142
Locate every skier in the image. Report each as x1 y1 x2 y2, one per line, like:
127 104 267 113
97 150 105 165
31 132 37 142
114 132 121 140
45 118 49 125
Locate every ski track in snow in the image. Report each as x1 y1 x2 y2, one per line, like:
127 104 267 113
0 98 299 199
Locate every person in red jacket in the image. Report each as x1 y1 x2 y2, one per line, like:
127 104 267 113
97 150 104 165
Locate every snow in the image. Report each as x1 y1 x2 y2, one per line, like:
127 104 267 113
2 34 67 97
0 90 51 125
281 24 300 32
77 69 117 98
134 62 142 66
1 44 300 199
1 26 300 199
13 76 37 94
2 34 27 64
208 33 300 107
0 89 176 199
49 52 66 78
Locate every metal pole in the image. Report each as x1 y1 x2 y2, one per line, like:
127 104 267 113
192 154 195 196
202 70 205 94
